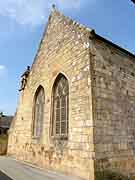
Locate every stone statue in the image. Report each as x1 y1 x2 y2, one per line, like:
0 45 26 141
19 66 30 91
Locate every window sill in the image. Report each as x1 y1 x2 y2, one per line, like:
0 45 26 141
32 136 40 139
51 136 68 141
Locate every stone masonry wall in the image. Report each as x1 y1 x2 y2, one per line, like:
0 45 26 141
8 10 95 180
92 38 135 177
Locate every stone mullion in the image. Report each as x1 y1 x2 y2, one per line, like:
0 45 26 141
34 104 38 137
54 98 57 137
60 96 62 137
65 95 68 136
36 103 40 137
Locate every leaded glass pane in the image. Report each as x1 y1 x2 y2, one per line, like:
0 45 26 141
33 86 44 138
52 74 69 139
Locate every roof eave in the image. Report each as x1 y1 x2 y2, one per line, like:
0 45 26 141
90 30 135 58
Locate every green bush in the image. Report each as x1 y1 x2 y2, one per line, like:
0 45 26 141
96 170 132 180
0 134 8 145
0 134 8 155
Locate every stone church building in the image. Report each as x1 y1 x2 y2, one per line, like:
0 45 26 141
8 7 135 180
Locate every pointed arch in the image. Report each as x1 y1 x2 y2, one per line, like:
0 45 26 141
51 73 69 140
33 85 45 138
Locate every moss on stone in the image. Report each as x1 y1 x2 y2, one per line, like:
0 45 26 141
95 170 132 180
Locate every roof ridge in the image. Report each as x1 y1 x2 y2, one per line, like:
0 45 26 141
50 5 135 58
30 4 135 74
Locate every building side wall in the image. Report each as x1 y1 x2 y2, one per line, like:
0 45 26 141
8 11 95 180
92 38 135 177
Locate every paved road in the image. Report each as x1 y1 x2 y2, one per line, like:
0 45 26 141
0 156 81 180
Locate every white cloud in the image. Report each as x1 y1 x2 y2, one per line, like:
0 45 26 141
0 0 48 27
0 0 83 27
54 0 81 9
0 65 5 70
0 65 7 78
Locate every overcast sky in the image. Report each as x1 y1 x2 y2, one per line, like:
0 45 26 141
0 0 134 115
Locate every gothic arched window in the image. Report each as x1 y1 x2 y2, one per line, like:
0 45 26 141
33 86 45 138
51 74 69 139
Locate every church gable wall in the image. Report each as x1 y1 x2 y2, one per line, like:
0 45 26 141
8 10 95 180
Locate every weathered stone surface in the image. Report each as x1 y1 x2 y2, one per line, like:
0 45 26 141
92 38 135 177
8 9 94 180
7 8 135 180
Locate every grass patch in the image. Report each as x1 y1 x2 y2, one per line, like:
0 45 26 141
0 134 8 155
